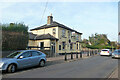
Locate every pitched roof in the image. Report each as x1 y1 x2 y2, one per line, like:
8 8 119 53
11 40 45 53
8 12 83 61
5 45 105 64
29 33 58 40
29 32 37 40
30 21 82 35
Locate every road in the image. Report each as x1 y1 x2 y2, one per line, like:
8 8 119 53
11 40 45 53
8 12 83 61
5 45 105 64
2 55 118 78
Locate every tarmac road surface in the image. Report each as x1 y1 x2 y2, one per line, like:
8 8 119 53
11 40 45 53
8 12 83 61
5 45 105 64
2 55 118 78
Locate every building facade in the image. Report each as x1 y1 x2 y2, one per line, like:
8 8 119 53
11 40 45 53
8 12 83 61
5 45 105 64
28 15 82 56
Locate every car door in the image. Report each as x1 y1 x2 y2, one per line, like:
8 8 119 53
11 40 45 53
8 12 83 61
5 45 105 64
17 51 32 69
30 51 42 66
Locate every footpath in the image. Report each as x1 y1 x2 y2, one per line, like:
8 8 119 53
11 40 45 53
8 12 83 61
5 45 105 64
108 67 119 80
46 53 96 67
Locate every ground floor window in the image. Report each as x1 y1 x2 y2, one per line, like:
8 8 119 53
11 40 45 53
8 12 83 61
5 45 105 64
39 42 44 49
77 43 78 50
70 43 73 50
62 42 66 50
59 45 61 50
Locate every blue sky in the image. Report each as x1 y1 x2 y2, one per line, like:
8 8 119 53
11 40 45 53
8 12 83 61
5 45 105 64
0 1 118 41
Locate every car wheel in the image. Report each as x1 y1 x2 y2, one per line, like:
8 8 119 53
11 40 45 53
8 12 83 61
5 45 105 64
7 64 16 73
39 60 45 67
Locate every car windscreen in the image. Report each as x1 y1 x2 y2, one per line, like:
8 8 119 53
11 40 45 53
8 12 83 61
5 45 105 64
6 51 22 58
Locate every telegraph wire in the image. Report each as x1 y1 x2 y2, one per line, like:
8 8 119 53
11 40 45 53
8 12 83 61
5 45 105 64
40 0 48 25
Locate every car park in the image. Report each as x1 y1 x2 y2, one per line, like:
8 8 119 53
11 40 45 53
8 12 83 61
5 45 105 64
100 49 112 56
112 49 120 58
0 50 46 73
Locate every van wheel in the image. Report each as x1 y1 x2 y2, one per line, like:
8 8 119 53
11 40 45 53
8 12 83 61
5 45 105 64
39 60 45 67
7 64 16 73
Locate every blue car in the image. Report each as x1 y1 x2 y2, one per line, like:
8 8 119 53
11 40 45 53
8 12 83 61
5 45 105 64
112 49 120 58
0 50 46 73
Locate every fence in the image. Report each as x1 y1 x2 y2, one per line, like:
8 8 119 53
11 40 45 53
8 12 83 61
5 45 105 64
64 49 100 61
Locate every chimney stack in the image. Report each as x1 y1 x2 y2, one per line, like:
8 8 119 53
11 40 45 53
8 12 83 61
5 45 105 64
47 14 53 25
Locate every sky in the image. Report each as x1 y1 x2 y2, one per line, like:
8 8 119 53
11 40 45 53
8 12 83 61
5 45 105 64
0 0 118 41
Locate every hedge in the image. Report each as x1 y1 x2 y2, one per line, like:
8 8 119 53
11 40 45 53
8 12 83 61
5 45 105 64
1 23 29 50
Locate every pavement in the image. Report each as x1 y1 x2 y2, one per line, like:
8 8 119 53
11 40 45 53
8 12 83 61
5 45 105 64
2 54 118 78
46 53 93 66
107 60 120 80
108 67 118 78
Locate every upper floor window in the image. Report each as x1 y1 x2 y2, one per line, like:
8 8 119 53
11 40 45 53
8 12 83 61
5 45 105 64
62 29 66 37
76 35 79 40
71 32 76 39
70 43 73 50
53 28 56 34
68 31 71 38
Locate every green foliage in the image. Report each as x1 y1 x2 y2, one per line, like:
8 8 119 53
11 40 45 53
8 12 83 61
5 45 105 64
86 45 113 49
1 23 29 50
86 33 114 49
1 23 28 33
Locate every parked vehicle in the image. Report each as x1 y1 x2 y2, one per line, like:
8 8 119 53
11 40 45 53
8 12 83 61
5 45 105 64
100 49 112 56
112 49 120 58
0 50 46 73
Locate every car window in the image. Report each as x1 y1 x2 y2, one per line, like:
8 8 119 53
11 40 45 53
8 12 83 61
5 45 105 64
102 50 108 51
31 51 40 56
37 51 42 55
114 50 120 53
21 52 31 58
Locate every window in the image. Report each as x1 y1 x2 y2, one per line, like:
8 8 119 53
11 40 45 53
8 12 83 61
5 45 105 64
62 42 66 50
39 42 44 49
59 45 61 50
37 51 42 55
53 28 56 34
62 29 66 37
21 52 31 58
76 35 79 40
79 44 81 49
70 43 73 50
77 43 78 50
31 51 40 56
68 31 71 38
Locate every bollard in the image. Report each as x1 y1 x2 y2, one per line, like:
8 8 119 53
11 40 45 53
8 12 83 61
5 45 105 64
92 50 94 56
65 52 67 61
90 50 92 56
80 51 82 58
88 50 90 56
87 50 89 56
71 52 73 59
95 50 97 55
76 52 78 59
